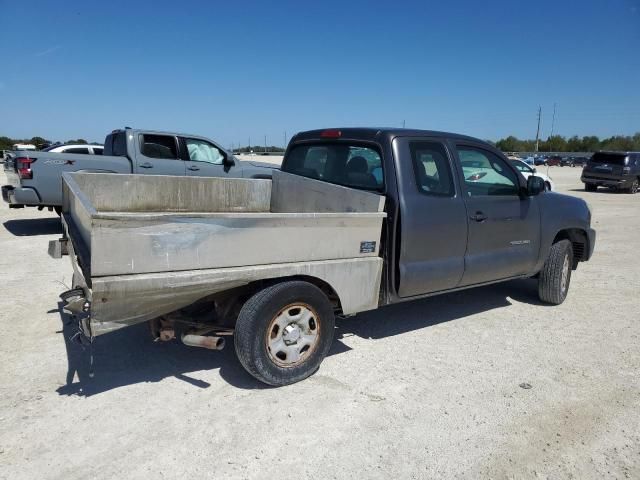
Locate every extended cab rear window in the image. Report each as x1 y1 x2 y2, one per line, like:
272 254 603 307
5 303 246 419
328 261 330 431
284 143 384 191
590 153 628 166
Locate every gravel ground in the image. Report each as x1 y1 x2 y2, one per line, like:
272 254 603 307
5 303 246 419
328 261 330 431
0 166 638 479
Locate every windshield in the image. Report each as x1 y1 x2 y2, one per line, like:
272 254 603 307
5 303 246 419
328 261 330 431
511 160 533 173
284 143 384 191
590 152 628 166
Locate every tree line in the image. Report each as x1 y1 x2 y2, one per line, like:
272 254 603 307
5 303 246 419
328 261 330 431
495 132 640 153
233 145 285 154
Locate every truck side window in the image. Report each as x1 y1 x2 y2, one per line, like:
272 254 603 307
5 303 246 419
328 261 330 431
184 138 225 164
409 141 454 196
64 147 90 154
140 134 178 159
458 147 519 196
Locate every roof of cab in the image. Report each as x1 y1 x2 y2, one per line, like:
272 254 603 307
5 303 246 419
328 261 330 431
293 127 493 146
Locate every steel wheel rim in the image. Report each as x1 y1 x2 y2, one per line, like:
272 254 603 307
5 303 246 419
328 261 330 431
266 303 320 367
561 254 570 293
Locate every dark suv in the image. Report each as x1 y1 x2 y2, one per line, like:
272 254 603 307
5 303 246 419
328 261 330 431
581 151 640 193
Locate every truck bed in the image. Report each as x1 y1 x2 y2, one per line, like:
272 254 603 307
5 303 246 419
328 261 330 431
60 171 386 335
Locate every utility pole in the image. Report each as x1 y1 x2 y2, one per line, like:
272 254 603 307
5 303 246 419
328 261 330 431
535 106 542 153
248 136 251 153
264 135 267 154
284 131 287 148
550 103 557 138
402 120 406 128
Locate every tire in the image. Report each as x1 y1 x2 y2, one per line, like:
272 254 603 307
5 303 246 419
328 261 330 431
585 183 597 192
544 182 551 192
628 178 639 194
538 240 573 305
234 281 335 386
54 206 62 216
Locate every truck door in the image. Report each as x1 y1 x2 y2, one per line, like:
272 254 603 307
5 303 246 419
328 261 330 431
394 137 468 297
181 137 239 178
135 134 186 175
454 143 540 286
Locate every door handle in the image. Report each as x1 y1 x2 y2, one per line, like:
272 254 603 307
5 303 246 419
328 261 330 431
139 162 153 169
470 211 487 222
187 166 200 171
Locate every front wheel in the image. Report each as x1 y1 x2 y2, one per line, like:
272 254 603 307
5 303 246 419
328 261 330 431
585 183 597 192
234 281 335 386
628 178 639 194
538 240 573 305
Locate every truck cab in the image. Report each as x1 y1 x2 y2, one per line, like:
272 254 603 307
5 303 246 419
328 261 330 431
281 128 595 306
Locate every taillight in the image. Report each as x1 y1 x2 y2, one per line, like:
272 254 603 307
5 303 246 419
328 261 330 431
320 129 341 138
16 157 35 179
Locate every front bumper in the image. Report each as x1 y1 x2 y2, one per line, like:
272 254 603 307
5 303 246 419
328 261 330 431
2 185 41 206
581 174 633 188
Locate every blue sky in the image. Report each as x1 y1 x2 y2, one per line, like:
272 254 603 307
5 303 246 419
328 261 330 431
0 0 638 146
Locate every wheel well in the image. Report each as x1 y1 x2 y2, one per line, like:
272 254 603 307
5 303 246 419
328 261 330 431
552 228 588 267
214 276 343 317
272 275 342 311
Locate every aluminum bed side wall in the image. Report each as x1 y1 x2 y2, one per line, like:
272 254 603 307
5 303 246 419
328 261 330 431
87 257 383 336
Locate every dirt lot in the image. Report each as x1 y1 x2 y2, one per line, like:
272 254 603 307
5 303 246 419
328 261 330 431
0 166 638 479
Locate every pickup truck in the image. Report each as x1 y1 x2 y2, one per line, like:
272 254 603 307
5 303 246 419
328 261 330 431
2 128 275 213
50 128 596 386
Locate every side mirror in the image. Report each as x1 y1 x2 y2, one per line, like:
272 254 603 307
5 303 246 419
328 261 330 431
527 175 545 196
223 155 236 166
532 167 537 174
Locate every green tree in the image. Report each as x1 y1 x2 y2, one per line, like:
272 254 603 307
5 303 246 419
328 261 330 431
581 136 600 152
30 136 49 146
600 135 634 151
496 135 521 152
566 135 583 152
544 135 568 152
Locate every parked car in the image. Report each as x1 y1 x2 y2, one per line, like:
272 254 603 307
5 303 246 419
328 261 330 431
546 155 564 166
42 144 104 155
568 156 589 167
2 128 276 213
509 159 554 191
50 127 596 386
581 151 640 193
11 143 36 151
534 156 548 166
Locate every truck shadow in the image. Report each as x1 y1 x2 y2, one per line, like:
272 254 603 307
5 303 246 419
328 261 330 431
3 217 62 236
333 278 543 345
55 278 542 396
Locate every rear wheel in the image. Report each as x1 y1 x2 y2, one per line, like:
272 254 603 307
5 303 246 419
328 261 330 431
628 178 639 194
538 240 573 305
585 183 597 192
234 281 335 386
